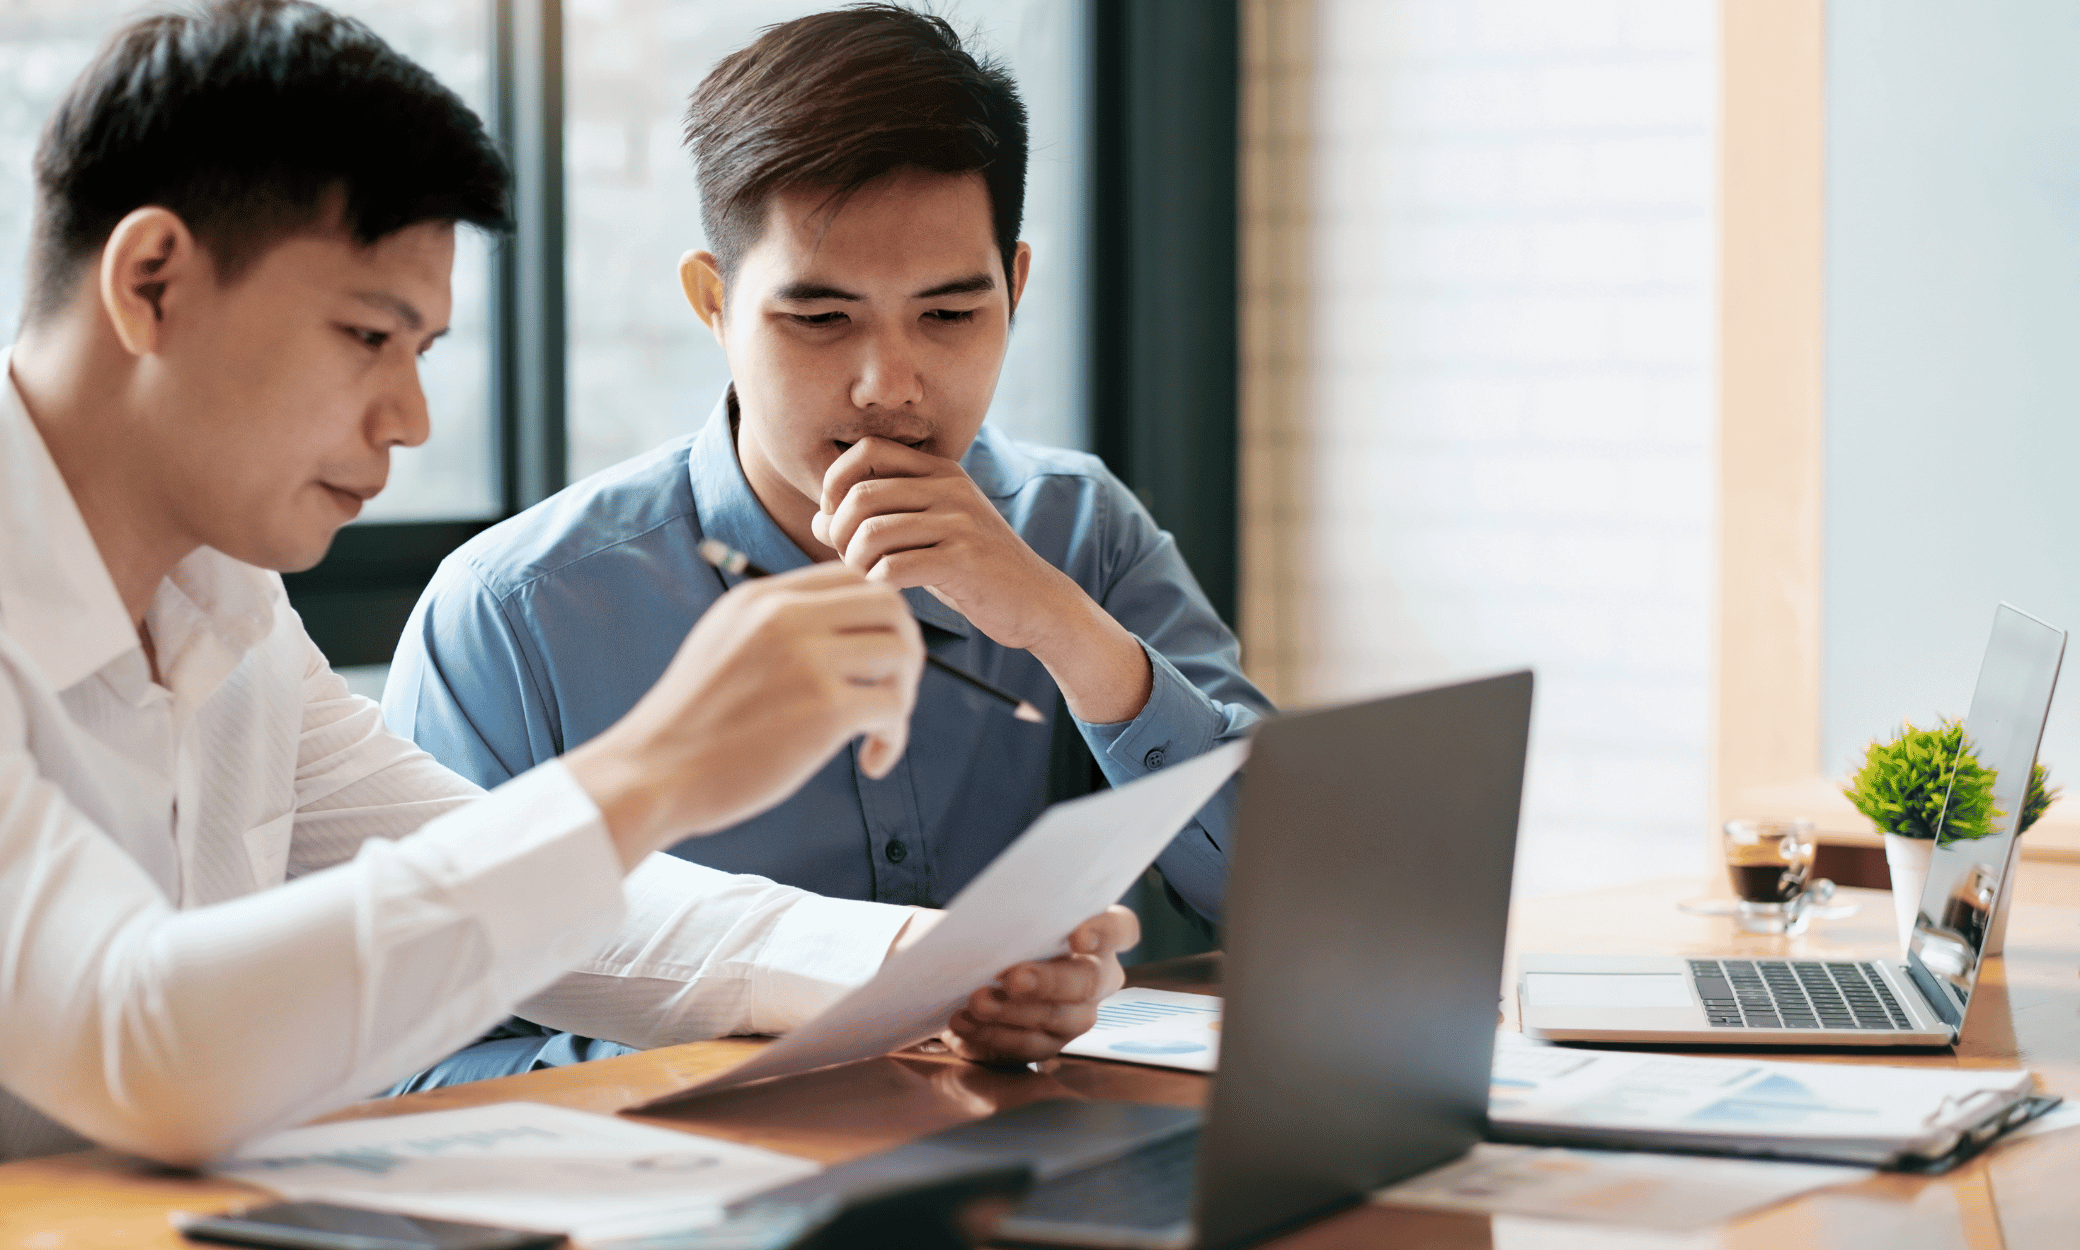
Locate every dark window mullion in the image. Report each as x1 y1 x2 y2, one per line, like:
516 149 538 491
492 0 567 515
1088 0 1241 628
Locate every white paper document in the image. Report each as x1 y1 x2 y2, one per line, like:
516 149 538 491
1374 1142 1870 1231
633 741 1248 1106
213 1102 817 1242
1061 987 1222 1072
1488 1035 2037 1164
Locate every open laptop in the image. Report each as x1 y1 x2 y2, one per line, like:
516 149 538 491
994 670 1533 1249
1520 602 2065 1048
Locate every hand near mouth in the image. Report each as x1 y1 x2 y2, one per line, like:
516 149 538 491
811 436 1153 725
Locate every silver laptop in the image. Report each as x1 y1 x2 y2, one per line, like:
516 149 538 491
1520 603 2064 1048
996 671 1533 1248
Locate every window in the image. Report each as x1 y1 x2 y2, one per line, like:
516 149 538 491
0 2 159 345
0 1 500 523
329 0 500 522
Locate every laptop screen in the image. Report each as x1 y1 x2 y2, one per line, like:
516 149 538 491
1908 604 2065 1022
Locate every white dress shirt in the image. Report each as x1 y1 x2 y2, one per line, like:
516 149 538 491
0 355 912 1165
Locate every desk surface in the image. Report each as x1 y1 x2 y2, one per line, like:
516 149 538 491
4 864 2076 1249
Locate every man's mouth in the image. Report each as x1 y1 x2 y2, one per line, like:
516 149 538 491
833 434 929 454
320 481 380 511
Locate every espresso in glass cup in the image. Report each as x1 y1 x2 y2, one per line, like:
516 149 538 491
1722 818 1829 934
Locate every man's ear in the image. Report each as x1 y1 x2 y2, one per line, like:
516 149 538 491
1008 241 1032 317
679 250 728 340
98 207 204 357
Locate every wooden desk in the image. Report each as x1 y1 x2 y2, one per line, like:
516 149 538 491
4 866 2076 1249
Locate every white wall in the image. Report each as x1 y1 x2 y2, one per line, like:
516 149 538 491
1823 0 2080 782
1299 0 1717 897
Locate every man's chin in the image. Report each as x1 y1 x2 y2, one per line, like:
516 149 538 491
232 521 347 574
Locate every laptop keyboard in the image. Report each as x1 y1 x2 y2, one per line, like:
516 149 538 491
1006 1127 1200 1232
1688 959 1912 1030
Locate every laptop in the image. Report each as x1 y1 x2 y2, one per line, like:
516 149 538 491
1520 602 2065 1048
994 670 1533 1249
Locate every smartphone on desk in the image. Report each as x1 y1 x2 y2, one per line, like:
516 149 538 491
174 1201 561 1250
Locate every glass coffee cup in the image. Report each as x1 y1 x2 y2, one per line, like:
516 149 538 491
1722 818 1835 934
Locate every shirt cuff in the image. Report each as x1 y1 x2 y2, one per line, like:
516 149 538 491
748 895 916 1033
1078 639 1222 785
396 758 627 1000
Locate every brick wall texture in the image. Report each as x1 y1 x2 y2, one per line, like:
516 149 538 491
1244 0 1717 897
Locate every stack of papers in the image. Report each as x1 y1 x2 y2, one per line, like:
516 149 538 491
1488 1036 2040 1166
213 1102 817 1244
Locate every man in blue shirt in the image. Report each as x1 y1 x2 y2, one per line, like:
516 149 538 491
386 4 1270 1084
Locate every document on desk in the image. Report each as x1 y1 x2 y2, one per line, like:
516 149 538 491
1060 987 1222 1072
630 741 1248 1110
1374 1142 1870 1231
1488 1035 2040 1167
212 1101 817 1243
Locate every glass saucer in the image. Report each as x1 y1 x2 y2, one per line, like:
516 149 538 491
1676 897 1861 920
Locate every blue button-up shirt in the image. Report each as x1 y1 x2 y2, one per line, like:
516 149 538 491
383 395 1270 920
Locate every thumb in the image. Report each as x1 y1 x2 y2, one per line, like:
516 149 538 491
1072 905 1140 956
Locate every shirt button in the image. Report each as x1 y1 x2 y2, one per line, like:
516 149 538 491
1144 747 1166 769
885 840 909 864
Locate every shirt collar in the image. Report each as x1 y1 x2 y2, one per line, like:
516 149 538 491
687 387 973 641
0 348 277 697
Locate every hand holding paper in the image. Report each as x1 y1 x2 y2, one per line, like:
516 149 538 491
632 740 1247 1108
944 904 1140 1064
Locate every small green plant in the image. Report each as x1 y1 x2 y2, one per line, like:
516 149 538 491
1843 718 2058 841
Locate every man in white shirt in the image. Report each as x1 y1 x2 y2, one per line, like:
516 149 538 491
0 0 1135 1166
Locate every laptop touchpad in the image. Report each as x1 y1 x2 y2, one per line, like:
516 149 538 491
1524 973 1692 1009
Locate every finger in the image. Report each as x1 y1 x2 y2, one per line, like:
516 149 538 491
842 512 967 577
944 1014 1074 1064
815 620 921 781
819 436 947 516
809 625 923 688
856 723 910 780
965 983 1100 1034
822 476 945 558
1069 905 1141 958
738 560 871 594
818 667 914 780
991 955 1103 1006
764 580 924 642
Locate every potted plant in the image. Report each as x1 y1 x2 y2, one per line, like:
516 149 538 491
1843 719 2056 953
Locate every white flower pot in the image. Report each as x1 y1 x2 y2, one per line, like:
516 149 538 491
1883 833 1933 956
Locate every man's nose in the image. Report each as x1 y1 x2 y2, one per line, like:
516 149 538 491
371 359 432 449
851 326 925 411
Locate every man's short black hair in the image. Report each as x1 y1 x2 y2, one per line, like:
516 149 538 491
685 4 1027 289
25 0 512 322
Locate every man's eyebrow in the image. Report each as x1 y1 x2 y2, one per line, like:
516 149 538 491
351 290 425 331
914 273 995 299
773 281 863 302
